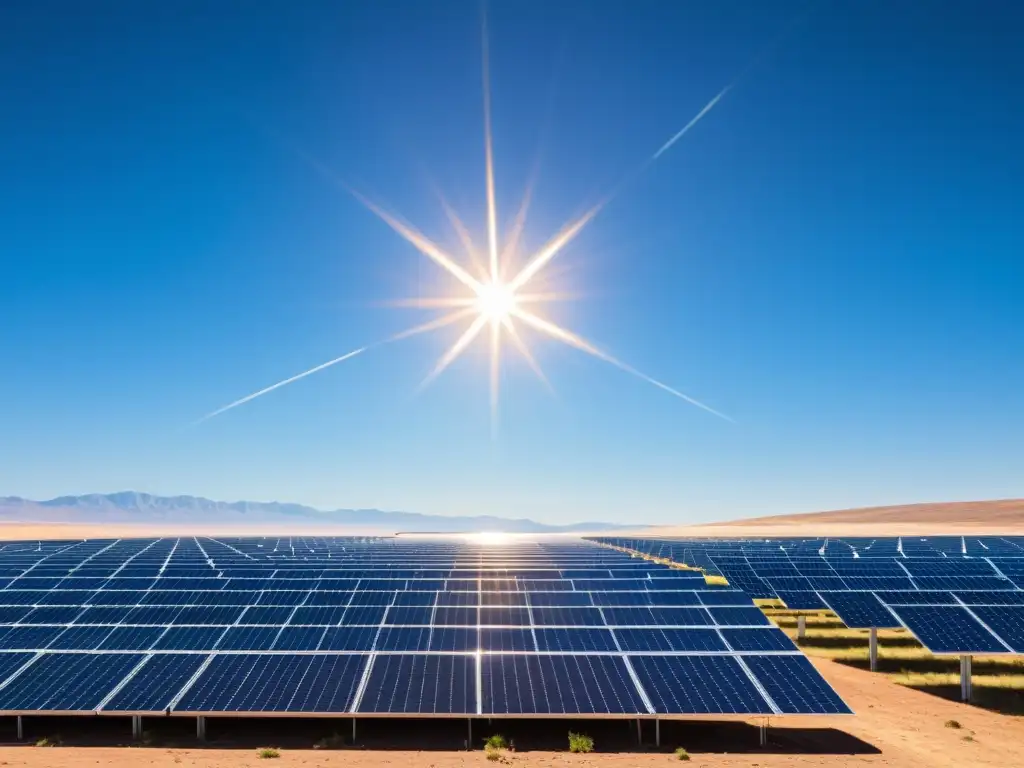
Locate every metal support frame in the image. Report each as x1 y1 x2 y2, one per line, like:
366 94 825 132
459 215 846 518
635 718 642 744
960 655 972 702
132 715 142 740
869 627 878 672
16 715 22 741
759 719 768 747
655 718 660 748
196 716 206 741
352 717 357 744
467 718 472 748
797 615 807 640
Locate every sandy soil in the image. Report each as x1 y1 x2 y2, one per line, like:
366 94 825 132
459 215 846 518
0 659 1022 767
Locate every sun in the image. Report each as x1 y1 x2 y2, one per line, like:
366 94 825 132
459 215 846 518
475 281 517 323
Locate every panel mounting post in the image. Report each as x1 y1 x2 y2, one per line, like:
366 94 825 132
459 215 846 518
655 718 660 748
132 715 142 740
16 715 22 741
196 716 206 741
467 718 472 749
869 627 878 672
797 615 806 640
352 717 356 745
960 655 972 702
635 718 642 745
759 719 768 747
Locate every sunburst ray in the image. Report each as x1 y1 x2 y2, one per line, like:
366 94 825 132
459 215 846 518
349 188 481 291
511 307 732 421
419 313 490 391
502 316 553 392
481 8 500 283
197 308 476 424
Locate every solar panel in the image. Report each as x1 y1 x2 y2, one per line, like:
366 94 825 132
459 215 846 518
0 653 142 711
629 656 773 714
819 592 898 629
101 654 208 712
175 654 366 713
969 606 1024 653
886 606 1010 654
482 655 646 714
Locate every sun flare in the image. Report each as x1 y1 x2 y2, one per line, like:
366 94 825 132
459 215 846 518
197 15 734 430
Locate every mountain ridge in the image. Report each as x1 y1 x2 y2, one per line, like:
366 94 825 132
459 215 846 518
0 492 634 534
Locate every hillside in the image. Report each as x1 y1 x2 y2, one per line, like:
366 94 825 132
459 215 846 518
716 498 1024 526
0 492 631 534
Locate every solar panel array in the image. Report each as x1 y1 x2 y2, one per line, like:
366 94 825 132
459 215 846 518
594 536 1024 656
0 537 849 717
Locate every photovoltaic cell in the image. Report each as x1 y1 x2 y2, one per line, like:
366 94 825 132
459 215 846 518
744 655 851 714
152 626 228 651
428 627 477 652
216 626 280 651
375 626 431 651
614 627 728 653
707 607 771 626
480 628 535 652
0 626 64 650
358 654 475 714
719 628 797 652
533 628 618 652
47 625 115 650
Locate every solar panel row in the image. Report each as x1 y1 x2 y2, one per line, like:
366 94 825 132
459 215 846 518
0 537 849 717
598 536 1024 655
0 650 848 715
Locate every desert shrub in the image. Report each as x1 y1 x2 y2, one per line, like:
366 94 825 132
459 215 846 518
257 747 280 759
568 731 594 753
484 734 509 750
945 719 962 729
485 747 502 761
675 746 690 760
35 734 63 747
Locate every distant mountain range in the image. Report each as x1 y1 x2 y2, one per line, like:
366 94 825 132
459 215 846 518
0 492 635 534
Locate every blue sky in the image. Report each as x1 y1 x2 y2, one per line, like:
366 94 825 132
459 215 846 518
2 1 1022 524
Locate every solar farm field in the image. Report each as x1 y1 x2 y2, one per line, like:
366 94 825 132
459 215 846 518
2 534 1024 767
0 537 846 722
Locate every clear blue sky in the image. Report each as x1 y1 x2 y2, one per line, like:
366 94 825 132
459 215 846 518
2 1 1022 524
